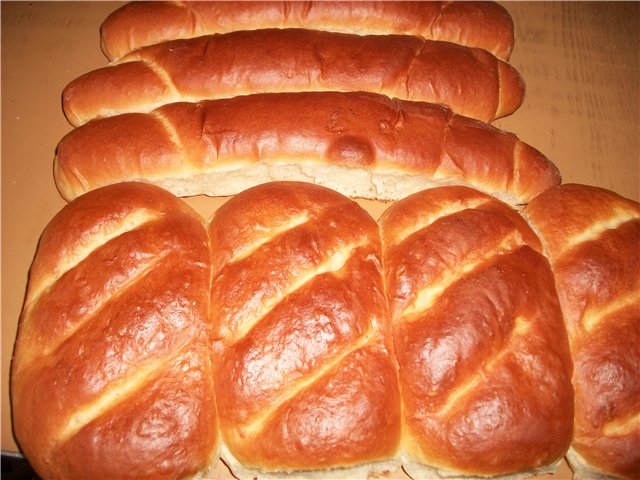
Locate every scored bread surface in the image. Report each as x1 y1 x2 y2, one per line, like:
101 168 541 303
17 181 638 480
62 28 524 126
54 91 558 206
524 184 640 480
208 181 401 472
10 183 219 480
100 1 515 62
379 186 574 477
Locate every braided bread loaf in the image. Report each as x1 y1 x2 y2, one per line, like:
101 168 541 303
62 28 524 127
524 184 640 480
10 182 219 480
380 186 574 477
54 91 557 206
100 1 515 62
208 181 401 476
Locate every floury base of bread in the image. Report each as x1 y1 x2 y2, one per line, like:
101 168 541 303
401 457 563 480
219 444 402 480
402 450 564 480
565 449 622 480
106 163 532 211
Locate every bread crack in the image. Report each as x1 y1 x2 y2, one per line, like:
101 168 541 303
558 213 638 259
237 327 376 439
25 209 161 312
603 410 640 437
582 291 639 333
32 249 172 363
57 344 188 445
385 198 489 249
400 230 525 322
437 315 530 417
228 240 367 344
227 212 311 266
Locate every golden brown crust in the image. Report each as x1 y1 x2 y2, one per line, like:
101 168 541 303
208 181 401 472
63 29 524 126
379 186 574 476
10 182 219 480
100 1 514 62
524 184 640 480
54 91 556 205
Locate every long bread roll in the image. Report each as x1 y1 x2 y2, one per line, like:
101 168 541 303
379 186 574 477
524 184 640 480
208 181 401 477
10 182 219 480
100 1 515 62
62 29 525 126
54 91 556 206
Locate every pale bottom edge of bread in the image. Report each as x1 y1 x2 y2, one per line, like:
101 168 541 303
565 448 620 480
214 443 566 480
401 456 563 480
218 443 402 480
143 162 522 208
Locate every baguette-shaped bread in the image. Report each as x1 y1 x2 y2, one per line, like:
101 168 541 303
524 184 640 480
208 182 401 475
379 186 574 477
62 29 525 126
100 1 515 62
54 91 557 206
10 182 219 480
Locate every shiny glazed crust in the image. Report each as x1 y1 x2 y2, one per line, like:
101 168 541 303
62 28 524 126
208 181 401 471
10 182 219 480
100 1 515 62
524 184 640 480
379 186 574 476
54 91 556 205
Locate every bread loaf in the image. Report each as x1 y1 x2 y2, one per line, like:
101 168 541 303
100 1 515 62
54 91 556 206
524 184 640 480
208 181 401 476
62 28 525 126
10 182 219 480
379 186 574 477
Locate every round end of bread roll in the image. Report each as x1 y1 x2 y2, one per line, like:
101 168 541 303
496 61 526 119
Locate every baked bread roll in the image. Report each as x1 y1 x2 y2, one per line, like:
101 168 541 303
54 91 557 206
100 1 515 62
62 28 525 126
208 181 401 477
379 186 574 477
10 182 219 480
524 184 640 480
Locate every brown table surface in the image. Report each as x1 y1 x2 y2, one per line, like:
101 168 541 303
2 2 638 478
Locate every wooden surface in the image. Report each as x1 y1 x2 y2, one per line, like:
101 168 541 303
1 2 638 478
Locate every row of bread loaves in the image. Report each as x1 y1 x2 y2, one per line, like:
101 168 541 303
62 1 524 127
57 0 532 211
8 181 561 479
12 181 639 480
